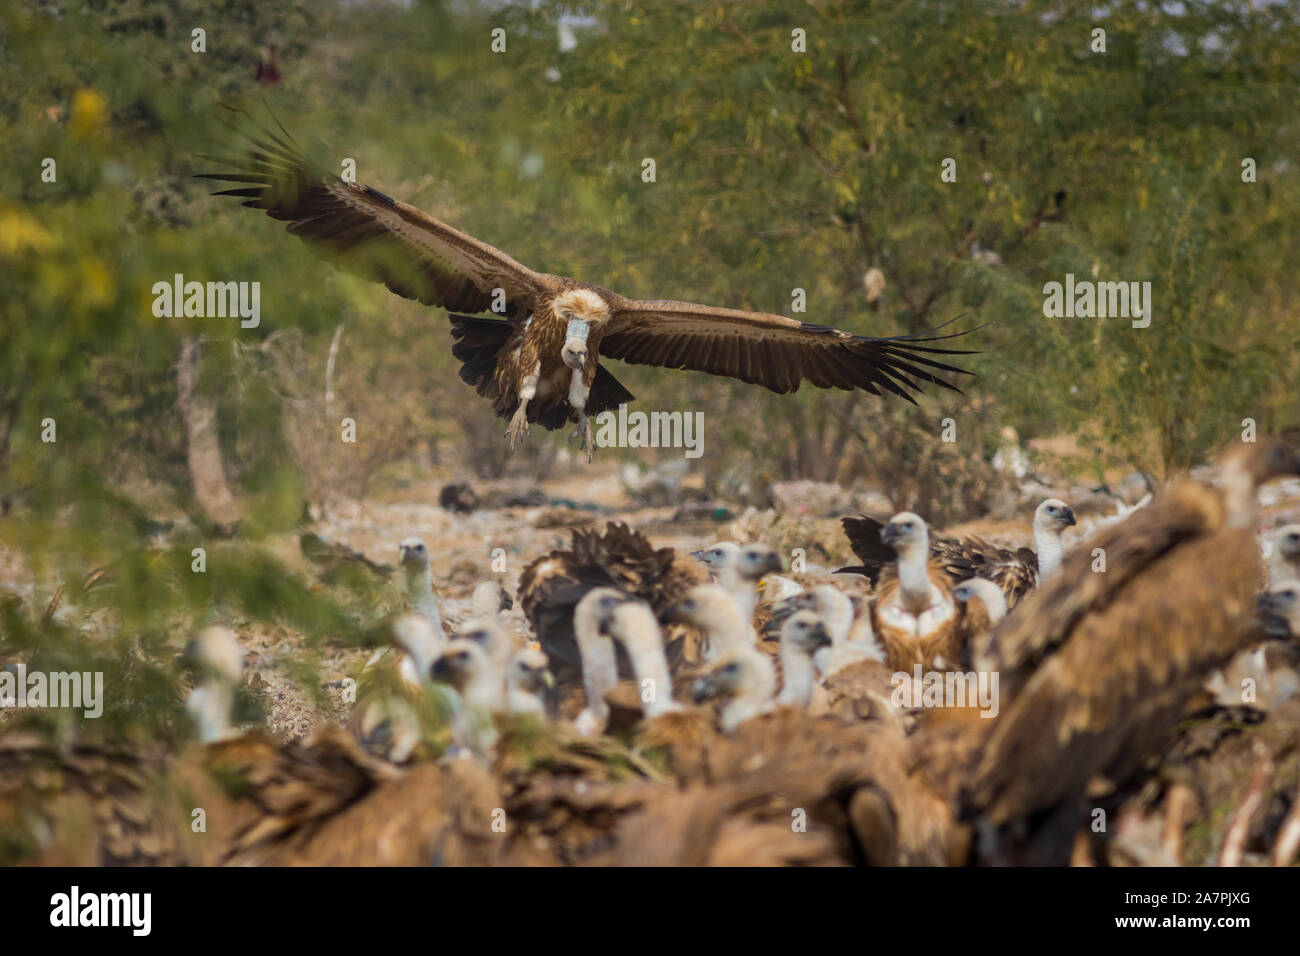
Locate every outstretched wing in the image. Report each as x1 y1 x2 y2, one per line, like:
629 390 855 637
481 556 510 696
602 296 978 399
199 121 559 318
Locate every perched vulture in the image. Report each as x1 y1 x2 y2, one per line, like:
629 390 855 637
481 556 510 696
965 438 1300 864
953 577 1009 672
398 537 446 634
553 585 964 864
200 122 978 459
869 512 962 672
678 646 965 865
839 498 1076 606
518 522 708 692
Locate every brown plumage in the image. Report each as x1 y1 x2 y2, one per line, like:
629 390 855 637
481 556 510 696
624 648 966 865
0 721 406 867
518 523 707 694
816 658 903 728
200 121 977 459
869 513 963 672
872 569 963 671
839 499 1076 607
0 734 190 865
964 439 1300 864
841 516 1030 597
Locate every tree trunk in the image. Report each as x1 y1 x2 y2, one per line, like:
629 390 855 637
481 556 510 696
176 337 240 528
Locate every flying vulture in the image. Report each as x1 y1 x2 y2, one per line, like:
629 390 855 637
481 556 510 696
200 123 978 459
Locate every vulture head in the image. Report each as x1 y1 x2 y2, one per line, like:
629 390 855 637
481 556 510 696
1260 583 1300 640
455 618 513 671
736 544 784 581
556 288 611 371
780 609 833 657
769 589 816 619
507 646 555 696
575 586 632 635
667 584 746 629
667 584 750 659
431 638 493 691
954 578 1008 624
184 625 244 687
1034 498 1076 534
691 542 782 581
762 589 816 638
691 647 777 732
880 511 929 558
690 541 742 572
399 536 430 570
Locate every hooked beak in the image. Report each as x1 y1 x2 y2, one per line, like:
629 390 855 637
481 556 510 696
809 622 832 650
880 525 901 546
1061 507 1077 527
692 673 722 704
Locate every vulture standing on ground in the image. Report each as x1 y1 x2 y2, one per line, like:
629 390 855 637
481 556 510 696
518 523 707 693
953 577 1009 672
839 498 1076 606
201 122 977 459
964 438 1300 864
870 512 963 672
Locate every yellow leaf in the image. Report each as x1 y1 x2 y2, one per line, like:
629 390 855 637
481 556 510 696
0 206 55 256
71 88 108 140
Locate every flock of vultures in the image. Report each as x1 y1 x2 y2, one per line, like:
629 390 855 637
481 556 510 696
3 123 1299 867
4 438 1300 867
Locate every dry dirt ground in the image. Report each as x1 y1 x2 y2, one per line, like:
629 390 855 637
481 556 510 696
186 463 1300 742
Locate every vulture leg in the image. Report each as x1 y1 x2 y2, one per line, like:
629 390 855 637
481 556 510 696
571 415 595 463
507 360 540 451
567 368 595 463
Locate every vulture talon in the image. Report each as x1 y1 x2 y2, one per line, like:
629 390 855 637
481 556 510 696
505 407 530 452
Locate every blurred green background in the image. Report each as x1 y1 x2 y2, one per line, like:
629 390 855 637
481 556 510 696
1 0 1298 742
